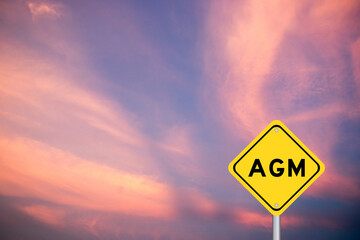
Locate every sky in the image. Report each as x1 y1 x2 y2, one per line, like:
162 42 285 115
0 0 360 239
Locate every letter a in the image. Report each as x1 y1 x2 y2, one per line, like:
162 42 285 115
249 159 266 177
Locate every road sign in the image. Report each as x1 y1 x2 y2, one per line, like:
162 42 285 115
228 120 325 215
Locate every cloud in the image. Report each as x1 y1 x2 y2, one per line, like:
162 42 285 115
204 0 360 204
204 0 360 133
0 4 219 237
307 170 360 201
0 136 174 219
1 0 360 238
27 1 62 19
157 125 194 156
205 0 301 137
0 1 201 229
352 37 360 103
229 206 339 230
21 205 66 227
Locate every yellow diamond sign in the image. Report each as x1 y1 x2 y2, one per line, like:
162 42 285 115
228 120 325 215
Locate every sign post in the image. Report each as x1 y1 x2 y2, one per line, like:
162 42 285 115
273 215 280 240
228 120 324 237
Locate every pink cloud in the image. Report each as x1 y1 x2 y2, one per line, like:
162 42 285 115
0 53 154 173
307 170 360 201
0 9 211 233
204 0 360 131
0 6 202 176
0 9 203 231
0 1 358 238
233 208 339 230
204 0 360 204
157 125 194 156
21 205 66 227
27 1 62 19
352 37 360 104
234 210 271 228
0 136 174 219
205 0 302 138
173 187 218 220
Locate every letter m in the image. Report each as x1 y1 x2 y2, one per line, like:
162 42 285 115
288 159 305 177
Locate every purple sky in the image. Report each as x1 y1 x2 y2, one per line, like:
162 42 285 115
0 0 360 239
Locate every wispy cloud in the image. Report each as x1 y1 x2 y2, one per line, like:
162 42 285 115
204 0 360 204
0 0 194 229
205 0 301 137
27 1 62 19
352 37 360 102
1 0 360 239
21 205 66 227
0 136 173 219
